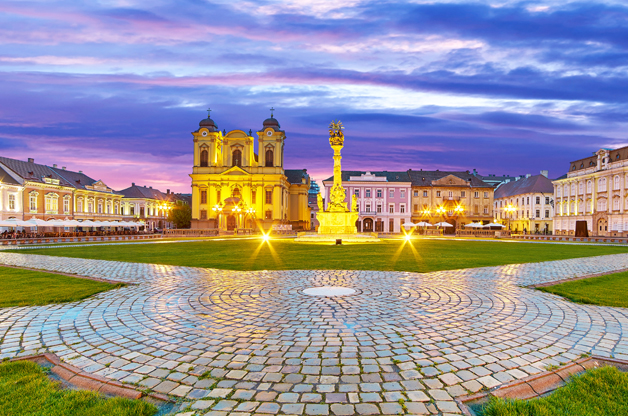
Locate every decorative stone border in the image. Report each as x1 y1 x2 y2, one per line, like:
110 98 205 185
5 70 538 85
0 234 162 246
8 353 173 404
528 267 628 288
456 356 628 416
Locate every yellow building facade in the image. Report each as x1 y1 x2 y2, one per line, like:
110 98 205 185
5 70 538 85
190 111 310 232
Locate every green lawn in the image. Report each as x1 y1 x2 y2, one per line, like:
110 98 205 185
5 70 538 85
479 366 628 416
539 270 628 308
0 360 156 416
11 238 628 273
0 267 123 308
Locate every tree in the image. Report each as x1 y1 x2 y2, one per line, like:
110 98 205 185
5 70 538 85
168 204 191 229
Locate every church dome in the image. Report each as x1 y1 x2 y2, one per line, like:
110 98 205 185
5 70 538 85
199 115 218 132
263 115 280 129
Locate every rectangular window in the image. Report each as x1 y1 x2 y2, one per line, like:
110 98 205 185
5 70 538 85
461 191 466 197
400 204 405 214
474 204 479 214
200 190 207 204
377 189 382 198
98 203 103 214
389 219 394 233
545 210 550 218
414 204 418 212
64 198 70 214
252 190 256 204
526 210 529 217
265 190 272 204
474 191 479 198
536 209 540 217
484 192 489 198
413 191 418 197
389 189 394 198
366 203 371 212
389 204 394 213
130 205 135 215
354 189 360 197
265 210 272 219
376 204 381 213
484 206 489 214
200 210 207 219
400 190 405 199
536 196 540 204
436 191 441 197
423 191 428 197
30 194 37 211
8 195 15 210
366 189 371 198
217 190 221 202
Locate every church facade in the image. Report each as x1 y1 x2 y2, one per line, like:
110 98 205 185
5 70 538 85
189 111 311 232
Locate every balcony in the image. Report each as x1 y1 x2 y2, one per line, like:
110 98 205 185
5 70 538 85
360 211 380 216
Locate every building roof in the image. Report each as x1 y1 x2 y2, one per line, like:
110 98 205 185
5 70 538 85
407 170 492 188
50 167 121 194
285 169 310 185
0 164 20 186
568 146 628 173
494 174 554 199
323 171 411 182
0 156 72 186
118 183 172 201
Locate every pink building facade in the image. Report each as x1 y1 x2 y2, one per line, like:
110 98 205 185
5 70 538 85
323 171 412 233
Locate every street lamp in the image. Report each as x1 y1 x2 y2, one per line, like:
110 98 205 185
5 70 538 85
212 204 223 229
504 204 516 232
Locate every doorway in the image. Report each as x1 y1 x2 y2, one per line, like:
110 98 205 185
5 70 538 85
227 215 236 231
363 218 373 232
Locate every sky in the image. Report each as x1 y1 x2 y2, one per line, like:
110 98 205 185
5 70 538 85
1 0 627 193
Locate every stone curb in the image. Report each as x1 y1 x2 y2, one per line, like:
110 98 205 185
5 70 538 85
8 353 173 403
455 356 628 416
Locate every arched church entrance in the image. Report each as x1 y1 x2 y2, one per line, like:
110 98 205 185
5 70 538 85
227 215 237 231
363 218 374 232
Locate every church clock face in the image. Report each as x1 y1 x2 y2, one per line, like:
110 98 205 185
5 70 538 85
202 131 207 136
266 130 273 136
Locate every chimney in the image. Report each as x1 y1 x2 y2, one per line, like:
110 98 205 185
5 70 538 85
167 189 170 194
53 164 57 168
62 166 66 170
525 174 531 178
540 170 548 178
132 182 135 186
79 170 83 174
27 158 34 163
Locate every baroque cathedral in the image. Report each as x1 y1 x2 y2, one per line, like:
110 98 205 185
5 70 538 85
190 110 311 231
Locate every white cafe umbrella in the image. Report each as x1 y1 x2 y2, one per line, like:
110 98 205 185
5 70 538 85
484 222 505 228
79 220 96 227
45 219 66 227
434 221 453 227
24 218 50 227
465 222 485 228
403 222 417 229
64 220 82 227
0 218 31 227
416 221 433 227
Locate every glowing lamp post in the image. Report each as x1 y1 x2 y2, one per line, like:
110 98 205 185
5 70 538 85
212 204 223 229
232 205 242 229
504 205 516 231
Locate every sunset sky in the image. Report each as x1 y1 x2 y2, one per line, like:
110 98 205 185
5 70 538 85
1 0 627 192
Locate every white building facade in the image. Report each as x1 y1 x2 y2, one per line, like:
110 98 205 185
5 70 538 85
553 147 628 237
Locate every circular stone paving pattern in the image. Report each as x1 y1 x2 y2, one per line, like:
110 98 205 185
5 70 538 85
0 252 627 416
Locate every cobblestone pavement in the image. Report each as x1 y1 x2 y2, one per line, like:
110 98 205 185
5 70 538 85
0 252 627 415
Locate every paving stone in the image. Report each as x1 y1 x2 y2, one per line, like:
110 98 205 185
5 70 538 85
305 404 329 415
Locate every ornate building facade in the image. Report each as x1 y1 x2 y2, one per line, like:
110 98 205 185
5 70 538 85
553 146 628 237
189 111 310 231
408 170 494 231
119 183 175 230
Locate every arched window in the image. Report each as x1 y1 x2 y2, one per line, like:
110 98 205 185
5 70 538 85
599 178 607 192
232 149 242 167
579 182 583 193
265 149 274 167
614 175 620 190
200 149 208 167
587 180 592 193
232 187 241 198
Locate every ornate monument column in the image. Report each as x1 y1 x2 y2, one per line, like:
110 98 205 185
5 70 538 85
316 121 359 235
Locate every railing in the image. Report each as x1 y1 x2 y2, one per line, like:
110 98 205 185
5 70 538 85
456 230 497 237
163 229 219 237
1 234 161 246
